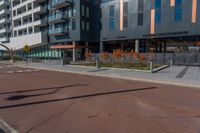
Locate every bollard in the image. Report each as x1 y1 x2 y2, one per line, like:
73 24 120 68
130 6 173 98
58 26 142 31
96 57 100 70
170 59 173 67
61 58 64 66
150 61 153 73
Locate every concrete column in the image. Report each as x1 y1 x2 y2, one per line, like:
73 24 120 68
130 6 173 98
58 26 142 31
85 42 89 54
135 40 139 53
121 43 124 51
164 41 167 53
72 41 76 62
100 41 104 53
146 41 150 52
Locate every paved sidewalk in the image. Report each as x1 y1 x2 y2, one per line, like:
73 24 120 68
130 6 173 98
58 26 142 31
8 61 200 88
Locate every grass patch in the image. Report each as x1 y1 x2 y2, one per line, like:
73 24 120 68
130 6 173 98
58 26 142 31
75 62 162 70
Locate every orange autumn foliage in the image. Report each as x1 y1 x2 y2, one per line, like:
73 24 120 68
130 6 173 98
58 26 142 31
85 50 92 60
100 52 110 60
112 49 124 61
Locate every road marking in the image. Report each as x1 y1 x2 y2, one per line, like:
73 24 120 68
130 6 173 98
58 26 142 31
24 69 32 72
16 70 24 73
6 65 13 68
176 67 189 78
4 71 14 74
0 119 18 133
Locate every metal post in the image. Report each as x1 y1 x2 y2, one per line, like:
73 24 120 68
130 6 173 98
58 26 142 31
135 40 139 53
96 57 100 70
170 59 173 67
150 61 153 73
72 42 76 63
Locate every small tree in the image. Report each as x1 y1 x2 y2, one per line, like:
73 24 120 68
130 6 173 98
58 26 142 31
23 45 30 65
100 52 110 62
85 50 92 61
194 41 200 52
126 49 135 63
112 49 124 63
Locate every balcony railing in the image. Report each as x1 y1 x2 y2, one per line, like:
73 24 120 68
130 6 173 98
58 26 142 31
49 27 68 35
50 0 72 10
49 13 68 23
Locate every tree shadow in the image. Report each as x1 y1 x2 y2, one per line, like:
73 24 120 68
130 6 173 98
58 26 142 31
0 84 89 95
6 84 89 101
0 87 156 110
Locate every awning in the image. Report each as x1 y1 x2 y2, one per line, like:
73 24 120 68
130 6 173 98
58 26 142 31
50 44 97 49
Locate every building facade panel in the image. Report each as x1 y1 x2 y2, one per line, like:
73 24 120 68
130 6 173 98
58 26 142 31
101 0 200 41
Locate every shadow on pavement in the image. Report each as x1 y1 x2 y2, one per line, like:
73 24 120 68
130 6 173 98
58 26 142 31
0 84 89 95
6 84 89 101
0 87 156 110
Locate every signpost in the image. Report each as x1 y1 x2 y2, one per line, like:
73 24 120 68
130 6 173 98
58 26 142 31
23 45 30 65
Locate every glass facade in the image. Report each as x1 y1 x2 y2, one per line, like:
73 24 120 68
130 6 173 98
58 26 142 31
155 0 161 24
109 5 115 30
137 0 144 25
174 0 182 22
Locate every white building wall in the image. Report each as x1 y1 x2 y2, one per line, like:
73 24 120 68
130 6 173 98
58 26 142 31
8 0 48 50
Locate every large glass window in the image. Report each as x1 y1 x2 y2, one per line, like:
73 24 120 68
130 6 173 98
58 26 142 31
137 0 144 25
109 6 115 30
155 0 161 24
123 2 128 28
174 0 182 22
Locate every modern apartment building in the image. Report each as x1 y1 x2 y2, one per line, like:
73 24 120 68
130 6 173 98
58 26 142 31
0 0 11 44
48 0 101 61
3 0 101 61
1 0 200 61
100 0 200 53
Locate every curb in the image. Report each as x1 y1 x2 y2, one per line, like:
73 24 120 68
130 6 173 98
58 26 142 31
0 119 18 133
15 64 200 89
68 65 151 73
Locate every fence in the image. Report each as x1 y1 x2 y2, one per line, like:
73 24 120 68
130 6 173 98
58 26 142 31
90 53 200 66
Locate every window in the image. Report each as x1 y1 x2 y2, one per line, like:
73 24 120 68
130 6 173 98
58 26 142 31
155 0 161 24
138 0 144 25
109 5 115 30
174 0 182 22
81 5 85 16
82 21 85 30
109 18 115 30
123 2 128 28
110 6 114 17
72 19 76 30
86 22 90 31
86 7 89 17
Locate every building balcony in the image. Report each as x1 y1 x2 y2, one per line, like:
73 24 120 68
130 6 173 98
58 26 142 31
50 0 72 10
9 32 48 50
36 0 47 4
0 18 10 24
0 37 9 43
49 14 69 23
0 0 10 7
49 27 68 36
0 28 11 34
0 9 10 16
34 17 48 26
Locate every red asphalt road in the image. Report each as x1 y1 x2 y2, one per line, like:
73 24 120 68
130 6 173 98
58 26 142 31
0 63 200 133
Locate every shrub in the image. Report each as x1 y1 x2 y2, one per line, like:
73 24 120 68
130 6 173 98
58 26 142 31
112 49 124 62
100 52 110 61
85 50 92 61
